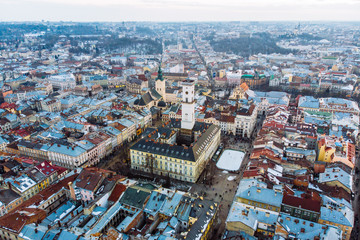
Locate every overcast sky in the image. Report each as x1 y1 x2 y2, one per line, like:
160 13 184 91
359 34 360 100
0 0 360 22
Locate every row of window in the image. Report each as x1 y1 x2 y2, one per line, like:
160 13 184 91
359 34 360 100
132 151 195 165
246 200 278 211
132 161 193 175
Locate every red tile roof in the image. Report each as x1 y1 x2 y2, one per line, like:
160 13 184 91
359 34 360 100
219 115 235 123
35 161 56 176
35 161 68 176
0 208 46 233
75 169 103 191
108 183 127 202
239 82 249 92
243 169 262 178
282 193 321 213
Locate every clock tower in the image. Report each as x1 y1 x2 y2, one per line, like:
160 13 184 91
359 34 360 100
181 79 195 130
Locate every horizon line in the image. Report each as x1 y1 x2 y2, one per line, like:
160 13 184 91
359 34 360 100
1 20 360 23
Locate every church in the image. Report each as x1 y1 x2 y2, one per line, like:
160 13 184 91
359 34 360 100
133 66 167 109
229 82 250 100
130 79 221 183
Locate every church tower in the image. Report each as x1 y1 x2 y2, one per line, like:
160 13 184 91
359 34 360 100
181 79 195 130
155 66 166 102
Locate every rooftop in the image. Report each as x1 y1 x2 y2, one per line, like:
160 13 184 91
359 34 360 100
4 175 36 193
278 213 342 239
236 185 283 207
319 167 352 190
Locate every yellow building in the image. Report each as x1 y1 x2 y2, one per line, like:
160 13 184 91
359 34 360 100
236 186 282 213
226 208 256 235
318 206 353 240
317 144 335 163
130 124 221 183
0 190 23 214
317 136 355 169
218 69 226 78
229 83 249 100
332 65 339 71
319 167 352 193
26 168 51 192
17 140 50 161
132 79 221 182
4 174 38 201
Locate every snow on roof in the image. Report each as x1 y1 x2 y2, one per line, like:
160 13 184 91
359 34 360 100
298 96 320 109
319 167 352 191
320 205 354 227
278 213 342 239
4 175 36 193
236 185 283 207
226 202 258 230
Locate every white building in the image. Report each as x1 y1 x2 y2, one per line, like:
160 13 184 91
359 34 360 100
48 74 76 91
234 104 258 137
48 144 88 169
181 80 195 130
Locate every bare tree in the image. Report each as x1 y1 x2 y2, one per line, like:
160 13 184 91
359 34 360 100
145 154 155 176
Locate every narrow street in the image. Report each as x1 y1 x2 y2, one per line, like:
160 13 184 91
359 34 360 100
190 34 214 89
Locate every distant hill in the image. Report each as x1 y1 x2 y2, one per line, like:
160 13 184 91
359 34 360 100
209 33 294 57
98 37 162 55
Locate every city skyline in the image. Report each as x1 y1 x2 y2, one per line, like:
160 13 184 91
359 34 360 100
1 0 360 22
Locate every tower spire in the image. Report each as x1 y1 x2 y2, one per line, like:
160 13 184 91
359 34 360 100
157 64 164 81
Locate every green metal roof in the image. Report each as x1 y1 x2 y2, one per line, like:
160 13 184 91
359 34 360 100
305 110 332 118
241 74 254 79
156 66 164 81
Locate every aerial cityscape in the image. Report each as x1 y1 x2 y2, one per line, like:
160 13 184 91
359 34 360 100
0 1 359 240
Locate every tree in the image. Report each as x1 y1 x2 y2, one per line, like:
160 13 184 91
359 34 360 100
164 173 171 188
210 33 294 57
145 154 155 176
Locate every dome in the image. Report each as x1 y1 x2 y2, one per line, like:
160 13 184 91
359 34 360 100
158 100 166 107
